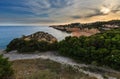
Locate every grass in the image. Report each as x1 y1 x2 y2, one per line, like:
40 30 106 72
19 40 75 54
11 58 97 79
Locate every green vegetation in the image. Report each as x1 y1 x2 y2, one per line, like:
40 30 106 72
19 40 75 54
12 59 96 79
6 39 58 53
0 54 13 79
58 29 120 70
6 28 120 70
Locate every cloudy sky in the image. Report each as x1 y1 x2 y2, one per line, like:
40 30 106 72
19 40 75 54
0 0 120 25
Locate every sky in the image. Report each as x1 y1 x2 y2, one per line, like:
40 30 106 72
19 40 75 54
0 0 120 25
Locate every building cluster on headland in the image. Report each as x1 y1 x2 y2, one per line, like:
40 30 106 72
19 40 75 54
50 20 120 33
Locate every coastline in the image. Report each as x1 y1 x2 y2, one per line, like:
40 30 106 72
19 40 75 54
0 26 70 49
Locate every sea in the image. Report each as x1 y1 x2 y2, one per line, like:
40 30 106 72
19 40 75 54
0 26 70 49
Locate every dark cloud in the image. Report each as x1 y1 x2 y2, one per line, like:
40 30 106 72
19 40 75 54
71 16 82 19
71 8 106 19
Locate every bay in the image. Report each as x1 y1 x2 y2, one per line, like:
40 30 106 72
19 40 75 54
0 26 70 49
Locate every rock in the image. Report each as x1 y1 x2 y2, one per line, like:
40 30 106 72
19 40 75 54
22 31 57 43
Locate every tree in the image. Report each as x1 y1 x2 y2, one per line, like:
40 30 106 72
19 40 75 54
58 29 120 70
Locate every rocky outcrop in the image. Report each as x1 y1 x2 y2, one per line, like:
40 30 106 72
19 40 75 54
6 32 58 52
22 31 57 43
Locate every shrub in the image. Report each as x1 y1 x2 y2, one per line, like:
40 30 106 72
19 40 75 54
0 54 13 79
6 39 58 53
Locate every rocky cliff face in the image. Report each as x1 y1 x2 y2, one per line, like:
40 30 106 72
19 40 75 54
22 31 57 43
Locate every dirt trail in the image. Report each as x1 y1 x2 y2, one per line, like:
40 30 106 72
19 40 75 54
1 51 119 79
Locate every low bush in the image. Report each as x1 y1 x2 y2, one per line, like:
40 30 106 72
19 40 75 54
0 54 13 79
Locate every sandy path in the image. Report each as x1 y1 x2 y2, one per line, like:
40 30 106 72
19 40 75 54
0 50 119 79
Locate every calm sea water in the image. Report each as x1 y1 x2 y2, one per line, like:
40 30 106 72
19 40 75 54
0 26 70 49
